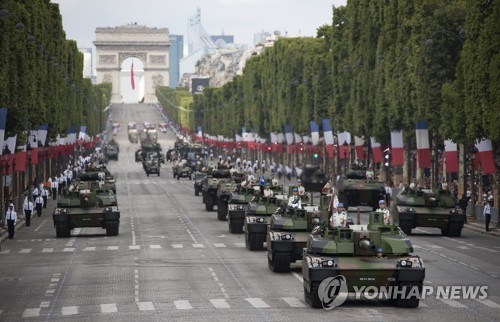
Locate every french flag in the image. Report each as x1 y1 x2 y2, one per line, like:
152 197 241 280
475 139 496 174
354 136 365 160
0 108 7 155
337 131 351 159
444 140 459 173
37 124 48 147
284 124 294 145
78 126 87 140
415 121 431 168
322 119 334 145
390 130 404 166
370 137 383 163
310 121 319 145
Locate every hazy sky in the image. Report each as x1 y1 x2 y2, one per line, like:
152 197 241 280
53 0 347 48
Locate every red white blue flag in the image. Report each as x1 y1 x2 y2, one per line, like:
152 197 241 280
415 121 431 168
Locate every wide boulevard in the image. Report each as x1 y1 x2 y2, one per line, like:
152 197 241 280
0 104 499 321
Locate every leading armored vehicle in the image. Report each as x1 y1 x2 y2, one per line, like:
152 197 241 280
302 212 425 308
393 188 465 236
337 167 385 211
53 178 120 238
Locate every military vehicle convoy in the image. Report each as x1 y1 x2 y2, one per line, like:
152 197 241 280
202 169 231 211
267 195 331 272
337 167 385 211
302 212 425 308
299 164 329 192
393 188 465 236
53 173 120 238
228 186 260 233
245 195 287 250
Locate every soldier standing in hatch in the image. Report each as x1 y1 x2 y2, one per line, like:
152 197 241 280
376 200 391 224
330 203 348 228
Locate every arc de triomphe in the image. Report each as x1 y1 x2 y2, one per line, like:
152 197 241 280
94 24 170 104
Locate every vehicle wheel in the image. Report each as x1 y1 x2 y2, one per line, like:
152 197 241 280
229 219 243 234
55 223 71 238
195 189 199 196
399 221 412 235
246 233 264 250
217 202 228 221
305 281 322 308
206 196 214 211
446 223 463 237
394 282 421 308
268 251 291 272
106 222 120 236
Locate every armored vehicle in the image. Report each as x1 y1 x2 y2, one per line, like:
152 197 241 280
216 180 237 221
337 167 385 211
245 195 287 250
302 212 425 308
78 167 116 194
147 129 158 144
104 140 119 161
128 129 138 143
228 186 260 233
193 171 208 196
53 181 120 238
268 204 330 272
299 164 329 192
136 142 164 163
202 169 231 211
143 153 160 176
394 188 465 236
175 163 192 180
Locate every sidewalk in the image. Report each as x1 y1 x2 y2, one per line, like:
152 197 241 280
0 196 58 245
464 220 500 237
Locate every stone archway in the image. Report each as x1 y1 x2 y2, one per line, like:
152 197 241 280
94 24 170 104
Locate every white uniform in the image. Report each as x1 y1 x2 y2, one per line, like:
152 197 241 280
263 188 274 197
376 208 391 224
288 195 302 208
297 186 305 196
330 211 348 228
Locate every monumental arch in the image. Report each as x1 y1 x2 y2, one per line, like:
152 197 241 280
94 24 170 104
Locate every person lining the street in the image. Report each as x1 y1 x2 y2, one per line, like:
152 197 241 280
41 186 49 208
23 198 34 227
484 200 492 232
330 203 348 228
376 199 391 225
288 188 302 209
6 205 17 239
35 194 44 217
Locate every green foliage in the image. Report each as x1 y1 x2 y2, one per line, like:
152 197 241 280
0 0 109 143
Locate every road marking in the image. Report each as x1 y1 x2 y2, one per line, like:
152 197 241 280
83 247 96 251
427 245 443 249
46 289 55 294
149 245 161 249
193 244 204 248
107 246 119 250
62 306 79 315
282 297 306 307
20 248 32 253
174 300 193 310
0 250 11 254
171 244 183 248
412 245 422 249
245 298 269 308
40 301 50 308
129 245 140 250
439 299 467 308
292 272 304 283
34 219 47 232
210 299 230 309
475 299 500 308
63 247 75 252
42 248 54 253
137 302 155 311
234 242 245 248
214 243 226 248
22 308 41 318
459 262 468 266
457 246 470 250
101 303 118 313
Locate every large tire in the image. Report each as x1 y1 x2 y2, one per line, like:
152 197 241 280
305 281 322 308
268 251 291 272
229 220 243 234
217 202 228 221
399 221 412 235
246 232 264 250
445 223 463 237
106 222 119 236
206 196 214 211
394 282 421 308
55 223 70 238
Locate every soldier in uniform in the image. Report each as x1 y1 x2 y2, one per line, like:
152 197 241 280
287 188 302 209
263 182 274 197
330 203 348 228
6 205 17 239
23 198 34 227
376 199 391 224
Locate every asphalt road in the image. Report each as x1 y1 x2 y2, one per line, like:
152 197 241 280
0 103 499 321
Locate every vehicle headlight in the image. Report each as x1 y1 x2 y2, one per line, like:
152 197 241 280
320 259 335 267
256 217 266 223
398 259 413 267
281 234 293 240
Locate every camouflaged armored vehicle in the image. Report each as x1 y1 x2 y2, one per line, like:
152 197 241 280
193 171 207 196
136 141 164 163
216 180 237 221
202 169 231 211
104 140 119 161
128 129 138 143
245 194 287 250
143 152 160 176
299 164 329 192
302 211 425 308
394 188 464 236
228 186 260 233
53 180 120 238
77 168 116 194
337 167 385 211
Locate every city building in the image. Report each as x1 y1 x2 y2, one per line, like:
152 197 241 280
169 34 184 88
79 47 95 83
